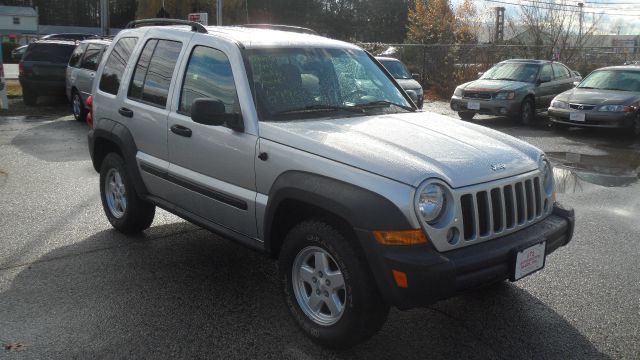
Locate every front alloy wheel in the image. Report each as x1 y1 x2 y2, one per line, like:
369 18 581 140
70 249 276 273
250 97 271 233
292 246 346 326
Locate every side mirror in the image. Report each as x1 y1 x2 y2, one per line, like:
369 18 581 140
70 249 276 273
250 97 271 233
191 98 244 131
573 81 580 87
477 72 484 78
405 89 418 104
412 73 421 81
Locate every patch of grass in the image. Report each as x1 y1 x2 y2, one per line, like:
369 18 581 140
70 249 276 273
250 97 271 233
5 81 22 98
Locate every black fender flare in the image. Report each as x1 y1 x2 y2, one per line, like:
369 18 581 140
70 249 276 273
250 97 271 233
88 119 148 196
263 171 412 253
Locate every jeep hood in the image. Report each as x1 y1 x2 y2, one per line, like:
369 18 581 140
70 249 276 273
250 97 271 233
462 79 530 92
259 112 541 188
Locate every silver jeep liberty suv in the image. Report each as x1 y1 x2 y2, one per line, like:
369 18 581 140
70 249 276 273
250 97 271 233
88 19 575 349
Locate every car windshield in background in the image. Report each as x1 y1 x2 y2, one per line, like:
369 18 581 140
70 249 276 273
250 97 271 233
481 63 540 83
247 47 412 121
23 44 76 63
577 70 640 92
380 60 412 80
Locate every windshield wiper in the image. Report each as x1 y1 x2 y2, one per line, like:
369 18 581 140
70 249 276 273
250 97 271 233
273 104 364 116
352 100 414 112
577 86 596 89
490 77 516 81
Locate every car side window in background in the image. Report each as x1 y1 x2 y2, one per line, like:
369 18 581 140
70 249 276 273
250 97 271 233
99 37 138 95
127 39 182 107
179 46 239 115
69 43 88 67
80 44 104 71
539 64 553 82
552 64 570 80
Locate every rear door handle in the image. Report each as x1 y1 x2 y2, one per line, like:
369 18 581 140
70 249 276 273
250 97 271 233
170 124 192 138
118 107 133 118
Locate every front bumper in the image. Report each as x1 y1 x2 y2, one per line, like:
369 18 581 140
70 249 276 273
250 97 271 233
358 203 574 310
548 108 635 128
450 95 521 116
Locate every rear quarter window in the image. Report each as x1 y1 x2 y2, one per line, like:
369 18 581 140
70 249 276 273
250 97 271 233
23 43 76 63
99 37 138 95
69 44 88 67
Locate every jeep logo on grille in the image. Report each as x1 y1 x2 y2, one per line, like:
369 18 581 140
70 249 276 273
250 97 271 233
491 163 506 171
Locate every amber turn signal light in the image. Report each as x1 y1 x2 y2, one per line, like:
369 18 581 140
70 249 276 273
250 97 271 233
373 229 428 246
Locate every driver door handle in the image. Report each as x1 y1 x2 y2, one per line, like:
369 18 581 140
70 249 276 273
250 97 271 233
118 107 133 118
171 124 192 138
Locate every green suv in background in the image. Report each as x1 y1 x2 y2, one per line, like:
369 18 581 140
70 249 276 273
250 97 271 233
450 59 580 124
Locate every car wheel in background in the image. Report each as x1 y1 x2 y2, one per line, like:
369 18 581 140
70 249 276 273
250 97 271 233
71 91 87 122
458 112 475 121
279 220 389 349
99 153 155 234
518 97 535 125
22 88 37 106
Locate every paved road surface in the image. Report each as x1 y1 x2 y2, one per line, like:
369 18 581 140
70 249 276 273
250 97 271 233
1 105 638 358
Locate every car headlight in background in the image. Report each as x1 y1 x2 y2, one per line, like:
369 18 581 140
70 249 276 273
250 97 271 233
597 104 632 112
550 99 569 109
453 87 463 97
494 91 515 100
539 157 554 194
417 183 447 224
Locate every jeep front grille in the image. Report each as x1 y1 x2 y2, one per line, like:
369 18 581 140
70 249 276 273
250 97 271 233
459 174 547 241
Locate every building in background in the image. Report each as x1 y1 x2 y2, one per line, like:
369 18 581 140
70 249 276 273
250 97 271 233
0 5 38 45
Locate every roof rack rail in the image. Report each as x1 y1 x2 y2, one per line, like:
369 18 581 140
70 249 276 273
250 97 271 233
238 24 318 35
125 18 207 34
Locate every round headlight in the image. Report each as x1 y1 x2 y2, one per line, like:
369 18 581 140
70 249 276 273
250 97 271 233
539 158 554 193
418 183 446 223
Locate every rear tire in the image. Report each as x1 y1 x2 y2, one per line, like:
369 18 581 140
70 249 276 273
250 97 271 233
71 91 87 122
458 112 475 121
517 97 535 125
22 88 37 106
279 220 389 349
99 153 155 234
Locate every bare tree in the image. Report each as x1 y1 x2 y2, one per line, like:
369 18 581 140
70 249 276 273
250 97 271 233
507 0 602 63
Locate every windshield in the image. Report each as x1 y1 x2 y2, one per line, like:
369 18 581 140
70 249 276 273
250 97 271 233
481 63 540 83
379 60 412 80
577 70 640 92
247 47 412 121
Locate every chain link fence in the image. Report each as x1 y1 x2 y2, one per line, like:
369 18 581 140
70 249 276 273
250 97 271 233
360 43 640 98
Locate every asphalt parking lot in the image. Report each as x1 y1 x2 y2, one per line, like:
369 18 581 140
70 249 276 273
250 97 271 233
1 101 639 359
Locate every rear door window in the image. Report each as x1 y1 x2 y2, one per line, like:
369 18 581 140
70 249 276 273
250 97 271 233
80 44 105 71
99 37 138 95
127 39 182 108
539 64 554 82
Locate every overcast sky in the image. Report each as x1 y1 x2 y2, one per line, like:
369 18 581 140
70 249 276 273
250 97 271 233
452 0 640 35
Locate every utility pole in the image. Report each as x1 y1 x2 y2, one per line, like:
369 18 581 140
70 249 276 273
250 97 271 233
578 2 584 38
217 0 223 26
494 7 505 43
100 0 110 36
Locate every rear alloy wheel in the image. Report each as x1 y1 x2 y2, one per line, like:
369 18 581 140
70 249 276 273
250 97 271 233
71 91 87 122
279 220 389 349
519 97 535 125
99 153 155 233
458 112 475 121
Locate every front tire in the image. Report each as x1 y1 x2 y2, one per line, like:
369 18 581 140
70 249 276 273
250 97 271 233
71 91 87 122
279 220 389 349
517 97 535 125
458 112 475 121
99 153 155 233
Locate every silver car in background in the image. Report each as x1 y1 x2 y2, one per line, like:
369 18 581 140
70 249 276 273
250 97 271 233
549 65 640 135
66 38 111 122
